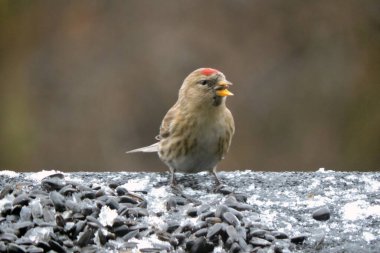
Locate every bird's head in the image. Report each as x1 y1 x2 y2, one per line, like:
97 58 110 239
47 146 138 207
178 68 233 107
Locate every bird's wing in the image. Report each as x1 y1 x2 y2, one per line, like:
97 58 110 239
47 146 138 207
158 103 178 140
217 108 235 159
126 142 159 153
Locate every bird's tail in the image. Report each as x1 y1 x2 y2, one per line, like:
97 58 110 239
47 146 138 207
126 142 159 153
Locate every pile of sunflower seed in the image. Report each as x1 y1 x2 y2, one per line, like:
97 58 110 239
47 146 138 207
0 172 312 253
6 170 379 253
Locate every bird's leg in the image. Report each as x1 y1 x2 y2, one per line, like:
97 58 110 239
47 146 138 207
212 170 222 186
212 169 230 193
170 169 185 194
170 169 177 187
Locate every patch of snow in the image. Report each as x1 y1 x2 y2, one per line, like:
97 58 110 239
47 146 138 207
121 176 150 191
0 194 14 212
344 174 358 181
213 246 224 253
342 200 380 220
281 220 295 232
148 186 172 213
324 176 336 182
130 237 153 250
259 209 277 228
364 177 380 192
143 215 166 230
200 193 220 203
64 173 83 183
180 217 198 227
247 195 261 206
247 183 256 191
98 205 118 226
25 227 53 243
363 231 376 243
104 239 126 252
317 168 334 173
94 230 102 246
219 171 234 179
26 170 64 181
182 187 199 196
0 170 19 177
304 195 330 208
130 234 171 250
309 178 321 189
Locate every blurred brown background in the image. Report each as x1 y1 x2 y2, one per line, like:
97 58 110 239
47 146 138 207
1 1 379 172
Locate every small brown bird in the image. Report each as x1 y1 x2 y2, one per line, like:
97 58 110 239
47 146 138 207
127 68 235 186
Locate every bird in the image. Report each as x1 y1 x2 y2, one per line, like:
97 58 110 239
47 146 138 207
127 68 235 187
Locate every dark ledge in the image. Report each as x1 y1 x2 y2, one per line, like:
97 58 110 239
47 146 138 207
0 170 379 253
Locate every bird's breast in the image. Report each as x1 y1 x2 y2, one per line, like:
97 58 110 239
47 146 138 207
159 111 230 173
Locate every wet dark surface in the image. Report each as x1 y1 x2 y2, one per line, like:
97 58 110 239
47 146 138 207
0 170 379 252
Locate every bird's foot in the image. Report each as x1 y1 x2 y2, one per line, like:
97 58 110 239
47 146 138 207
212 171 223 186
170 183 183 193
213 183 233 195
170 185 201 205
170 171 177 186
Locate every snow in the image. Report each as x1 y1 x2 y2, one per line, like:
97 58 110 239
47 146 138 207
247 183 256 191
129 234 171 251
26 170 64 181
213 246 224 253
180 217 198 227
143 215 166 230
0 170 19 177
342 200 380 221
0 194 14 213
129 237 153 251
317 167 334 173
98 205 118 226
363 231 376 243
26 227 54 243
147 186 172 213
121 176 151 192
302 195 328 208
364 176 380 192
259 209 277 228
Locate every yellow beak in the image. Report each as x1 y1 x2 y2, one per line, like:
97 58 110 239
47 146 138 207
215 80 234 97
216 89 234 97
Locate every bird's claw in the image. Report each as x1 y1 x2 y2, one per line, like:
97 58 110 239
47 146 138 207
213 184 233 195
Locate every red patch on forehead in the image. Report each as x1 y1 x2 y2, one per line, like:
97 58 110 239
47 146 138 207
201 68 219 76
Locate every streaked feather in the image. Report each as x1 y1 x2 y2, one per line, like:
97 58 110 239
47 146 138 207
126 142 159 153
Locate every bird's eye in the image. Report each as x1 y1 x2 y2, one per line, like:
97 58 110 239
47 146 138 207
200 80 208 85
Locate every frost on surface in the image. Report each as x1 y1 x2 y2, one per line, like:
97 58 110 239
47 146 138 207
26 170 64 181
121 176 151 192
342 200 380 221
316 167 335 173
25 227 54 243
129 234 171 251
0 194 14 213
0 170 19 178
363 231 376 243
98 205 118 226
147 186 173 213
